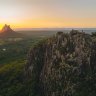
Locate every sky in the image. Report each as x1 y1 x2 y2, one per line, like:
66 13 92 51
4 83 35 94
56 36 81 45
0 0 96 29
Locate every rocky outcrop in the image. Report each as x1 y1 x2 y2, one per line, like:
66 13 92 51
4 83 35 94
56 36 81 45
25 30 96 96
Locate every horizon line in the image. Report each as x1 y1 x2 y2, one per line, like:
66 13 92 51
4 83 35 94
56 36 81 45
14 27 96 31
1 26 96 31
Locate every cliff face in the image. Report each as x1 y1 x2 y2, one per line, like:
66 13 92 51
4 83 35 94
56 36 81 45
25 30 96 96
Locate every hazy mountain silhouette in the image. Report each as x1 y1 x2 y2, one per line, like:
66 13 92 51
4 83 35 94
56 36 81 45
0 24 24 38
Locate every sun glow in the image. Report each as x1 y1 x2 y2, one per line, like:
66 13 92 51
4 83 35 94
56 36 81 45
0 17 96 30
0 0 96 29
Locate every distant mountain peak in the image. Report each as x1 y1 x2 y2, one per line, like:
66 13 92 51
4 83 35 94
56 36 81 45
0 24 25 38
1 24 14 33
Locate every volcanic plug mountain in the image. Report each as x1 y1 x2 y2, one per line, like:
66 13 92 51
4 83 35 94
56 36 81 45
0 24 24 38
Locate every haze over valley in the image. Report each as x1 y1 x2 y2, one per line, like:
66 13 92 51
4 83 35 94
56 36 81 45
0 0 96 96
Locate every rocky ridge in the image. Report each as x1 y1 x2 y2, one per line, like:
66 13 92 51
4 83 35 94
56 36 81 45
26 30 96 96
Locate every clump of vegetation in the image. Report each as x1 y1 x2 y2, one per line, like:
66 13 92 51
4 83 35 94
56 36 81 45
0 38 43 96
91 32 96 37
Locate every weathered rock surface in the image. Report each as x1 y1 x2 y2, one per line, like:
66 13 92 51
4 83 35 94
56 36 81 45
26 30 96 96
